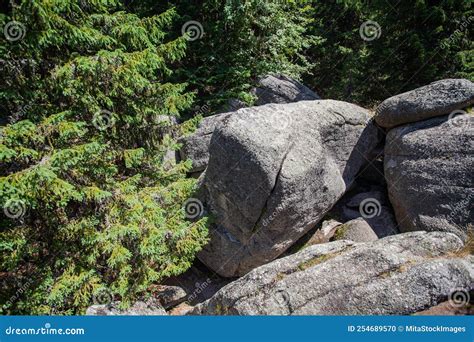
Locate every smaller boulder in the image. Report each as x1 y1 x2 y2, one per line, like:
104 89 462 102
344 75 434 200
332 218 378 242
375 79 474 128
153 285 187 309
331 188 400 238
169 303 195 316
252 74 320 105
305 219 342 245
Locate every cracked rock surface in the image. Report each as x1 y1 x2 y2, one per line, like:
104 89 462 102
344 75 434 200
191 231 473 315
179 75 319 173
197 100 380 277
384 114 474 239
375 78 474 128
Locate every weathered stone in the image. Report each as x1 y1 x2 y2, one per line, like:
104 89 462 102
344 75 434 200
153 285 187 309
198 100 380 277
331 187 400 238
333 217 378 242
192 232 473 315
86 299 167 316
169 303 195 316
179 112 232 173
305 219 342 245
375 79 474 128
384 114 473 239
252 74 320 105
179 75 319 173
414 300 474 316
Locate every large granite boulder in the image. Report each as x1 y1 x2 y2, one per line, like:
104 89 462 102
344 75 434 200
384 113 473 239
252 74 320 105
179 75 319 173
375 79 474 128
179 112 232 173
198 100 380 277
191 231 473 315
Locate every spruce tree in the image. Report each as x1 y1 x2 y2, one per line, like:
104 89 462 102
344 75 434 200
0 0 208 314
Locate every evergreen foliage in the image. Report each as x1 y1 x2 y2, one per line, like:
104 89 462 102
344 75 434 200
0 0 208 314
0 0 472 315
305 0 473 105
134 0 317 111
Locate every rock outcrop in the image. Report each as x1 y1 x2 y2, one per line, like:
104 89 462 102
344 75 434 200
198 100 380 277
86 300 167 316
191 231 473 315
252 74 320 106
375 79 474 128
179 75 319 173
384 113 473 239
179 112 232 173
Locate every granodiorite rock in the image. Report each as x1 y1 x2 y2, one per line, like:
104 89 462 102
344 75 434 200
192 232 473 315
179 74 319 173
375 79 474 128
252 74 320 105
198 100 380 277
384 114 473 239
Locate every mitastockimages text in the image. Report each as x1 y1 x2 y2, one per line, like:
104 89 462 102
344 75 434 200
405 325 466 334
